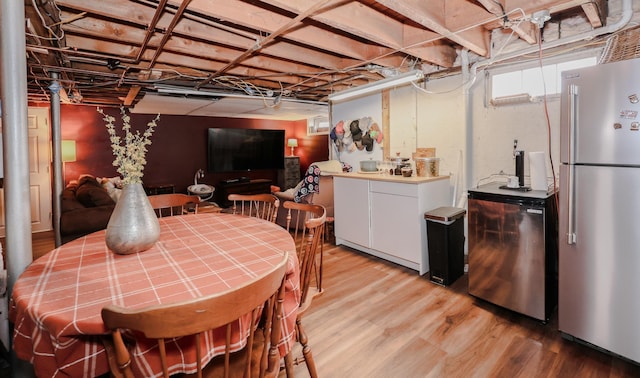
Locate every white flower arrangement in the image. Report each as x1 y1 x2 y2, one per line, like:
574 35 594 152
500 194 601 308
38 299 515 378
98 107 160 185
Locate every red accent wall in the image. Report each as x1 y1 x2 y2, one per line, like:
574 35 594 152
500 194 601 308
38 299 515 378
60 105 329 193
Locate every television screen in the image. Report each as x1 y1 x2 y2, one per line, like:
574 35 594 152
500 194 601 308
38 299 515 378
207 128 285 173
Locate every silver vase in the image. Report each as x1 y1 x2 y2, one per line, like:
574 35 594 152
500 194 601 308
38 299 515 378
105 182 160 255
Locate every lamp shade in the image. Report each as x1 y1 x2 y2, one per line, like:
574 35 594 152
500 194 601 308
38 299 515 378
287 138 298 148
61 140 77 162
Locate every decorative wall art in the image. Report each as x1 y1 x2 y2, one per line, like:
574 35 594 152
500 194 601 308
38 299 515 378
329 117 383 153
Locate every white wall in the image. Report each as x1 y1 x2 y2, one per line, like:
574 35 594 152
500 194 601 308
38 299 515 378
328 72 560 202
414 77 466 205
330 94 384 171
468 75 561 189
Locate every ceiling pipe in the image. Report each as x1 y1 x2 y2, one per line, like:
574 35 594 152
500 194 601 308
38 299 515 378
467 0 633 87
461 0 633 195
25 44 138 64
135 0 169 63
147 0 193 68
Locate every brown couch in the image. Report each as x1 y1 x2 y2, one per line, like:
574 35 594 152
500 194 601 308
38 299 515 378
60 175 116 244
274 160 341 228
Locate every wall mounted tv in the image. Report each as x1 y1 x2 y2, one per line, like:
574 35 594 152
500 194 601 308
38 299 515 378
207 128 285 173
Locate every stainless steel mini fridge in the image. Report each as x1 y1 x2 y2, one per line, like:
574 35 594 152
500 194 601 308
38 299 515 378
468 183 558 322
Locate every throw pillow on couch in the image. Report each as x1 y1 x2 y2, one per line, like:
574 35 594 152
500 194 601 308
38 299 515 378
76 175 115 207
60 175 116 244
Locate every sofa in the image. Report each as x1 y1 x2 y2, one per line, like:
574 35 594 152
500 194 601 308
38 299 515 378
60 175 117 244
274 160 342 228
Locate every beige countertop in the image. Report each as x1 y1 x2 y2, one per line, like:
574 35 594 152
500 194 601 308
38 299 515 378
332 171 449 184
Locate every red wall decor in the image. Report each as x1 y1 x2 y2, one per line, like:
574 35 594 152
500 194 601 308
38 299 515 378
60 105 329 193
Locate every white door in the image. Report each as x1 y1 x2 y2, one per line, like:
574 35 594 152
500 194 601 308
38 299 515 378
0 107 52 237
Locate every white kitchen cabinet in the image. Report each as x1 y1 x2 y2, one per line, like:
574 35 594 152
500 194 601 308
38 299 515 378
333 176 370 247
333 173 450 275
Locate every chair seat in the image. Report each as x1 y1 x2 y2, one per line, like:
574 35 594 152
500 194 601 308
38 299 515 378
298 286 323 316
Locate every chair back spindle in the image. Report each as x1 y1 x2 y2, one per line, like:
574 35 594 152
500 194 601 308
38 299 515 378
228 193 280 223
147 193 200 218
102 252 289 378
282 201 325 378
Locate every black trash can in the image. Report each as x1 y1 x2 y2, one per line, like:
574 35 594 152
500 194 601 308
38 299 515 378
424 206 466 286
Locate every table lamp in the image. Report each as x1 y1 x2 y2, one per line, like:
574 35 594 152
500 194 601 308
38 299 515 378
287 138 298 156
61 140 76 183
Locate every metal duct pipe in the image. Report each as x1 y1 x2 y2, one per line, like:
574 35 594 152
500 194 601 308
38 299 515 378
468 0 634 85
463 0 634 190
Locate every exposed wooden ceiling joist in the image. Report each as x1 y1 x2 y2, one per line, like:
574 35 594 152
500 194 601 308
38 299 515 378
19 0 616 110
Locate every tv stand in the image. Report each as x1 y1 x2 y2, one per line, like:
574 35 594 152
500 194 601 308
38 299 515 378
215 179 272 207
221 176 250 185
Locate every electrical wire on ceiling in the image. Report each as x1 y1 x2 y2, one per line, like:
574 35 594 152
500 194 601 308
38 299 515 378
535 25 559 211
26 1 525 104
25 1 612 107
411 16 526 96
339 7 527 74
30 0 65 42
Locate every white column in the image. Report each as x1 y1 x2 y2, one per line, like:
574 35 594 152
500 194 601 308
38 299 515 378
1 0 36 375
50 74 63 247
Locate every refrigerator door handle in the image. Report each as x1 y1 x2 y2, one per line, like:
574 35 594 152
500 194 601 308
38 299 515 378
567 165 577 244
567 85 578 245
568 85 578 165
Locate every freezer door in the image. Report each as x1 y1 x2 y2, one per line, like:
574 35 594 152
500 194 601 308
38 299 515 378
559 164 640 363
560 59 640 166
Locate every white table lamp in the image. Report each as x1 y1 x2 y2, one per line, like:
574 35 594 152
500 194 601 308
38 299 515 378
287 138 298 156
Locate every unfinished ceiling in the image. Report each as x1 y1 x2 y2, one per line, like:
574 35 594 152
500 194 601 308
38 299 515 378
23 0 608 118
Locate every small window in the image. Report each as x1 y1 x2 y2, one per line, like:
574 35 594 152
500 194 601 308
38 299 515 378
307 116 330 135
490 57 597 105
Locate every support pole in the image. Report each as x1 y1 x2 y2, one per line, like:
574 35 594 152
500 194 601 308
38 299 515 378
1 0 36 375
50 74 63 247
1 0 34 304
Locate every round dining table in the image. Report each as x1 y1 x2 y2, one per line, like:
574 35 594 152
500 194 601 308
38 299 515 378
10 212 299 377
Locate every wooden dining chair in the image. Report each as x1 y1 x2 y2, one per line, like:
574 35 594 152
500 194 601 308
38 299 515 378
282 202 326 378
101 251 289 378
147 193 201 218
228 193 280 223
283 201 327 292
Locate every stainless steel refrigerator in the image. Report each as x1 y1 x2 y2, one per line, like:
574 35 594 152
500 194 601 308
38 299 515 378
559 58 640 363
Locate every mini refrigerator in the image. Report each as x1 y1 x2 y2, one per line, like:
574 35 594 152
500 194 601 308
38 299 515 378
467 182 558 322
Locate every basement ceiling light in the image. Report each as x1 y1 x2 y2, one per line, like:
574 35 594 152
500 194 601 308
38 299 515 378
154 85 328 105
328 70 424 102
155 85 261 100
490 93 532 106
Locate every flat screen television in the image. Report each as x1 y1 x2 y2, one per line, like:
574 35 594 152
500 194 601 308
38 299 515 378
207 128 285 173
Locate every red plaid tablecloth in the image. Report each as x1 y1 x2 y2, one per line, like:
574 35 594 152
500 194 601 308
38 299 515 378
10 213 299 377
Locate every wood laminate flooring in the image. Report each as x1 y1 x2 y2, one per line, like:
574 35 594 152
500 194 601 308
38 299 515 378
8 232 640 377
281 242 640 378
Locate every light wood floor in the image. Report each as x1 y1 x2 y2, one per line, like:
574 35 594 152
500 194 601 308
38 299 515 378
282 242 640 378
0 230 56 262
17 232 640 377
